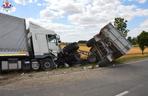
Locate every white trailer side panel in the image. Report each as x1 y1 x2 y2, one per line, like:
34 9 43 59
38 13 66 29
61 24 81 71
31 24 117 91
0 13 28 56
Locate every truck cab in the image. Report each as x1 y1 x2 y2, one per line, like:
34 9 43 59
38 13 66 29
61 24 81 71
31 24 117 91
0 15 61 71
23 22 61 70
29 22 61 58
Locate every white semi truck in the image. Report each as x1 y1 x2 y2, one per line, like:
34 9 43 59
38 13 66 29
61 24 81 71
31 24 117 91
0 13 61 71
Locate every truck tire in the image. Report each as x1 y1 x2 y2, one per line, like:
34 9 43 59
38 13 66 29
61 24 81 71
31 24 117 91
31 60 40 71
98 59 111 67
41 59 54 70
63 42 79 53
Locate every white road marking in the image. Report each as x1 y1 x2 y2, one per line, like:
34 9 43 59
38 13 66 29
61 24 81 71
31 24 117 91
115 91 129 96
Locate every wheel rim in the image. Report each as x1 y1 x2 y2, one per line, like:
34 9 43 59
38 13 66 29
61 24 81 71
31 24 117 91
44 62 51 69
32 62 40 70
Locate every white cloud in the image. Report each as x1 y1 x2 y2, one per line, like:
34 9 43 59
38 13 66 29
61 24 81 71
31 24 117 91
140 19 148 28
14 0 38 5
61 3 83 14
0 7 16 14
39 0 84 19
40 7 64 20
126 0 147 3
137 0 147 3
129 19 148 37
37 3 42 6
36 0 148 41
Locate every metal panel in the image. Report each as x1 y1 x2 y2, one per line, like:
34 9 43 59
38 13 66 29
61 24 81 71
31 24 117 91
0 13 28 56
1 60 21 71
18 61 22 69
32 33 49 56
1 61 8 70
37 34 49 55
9 63 18 70
48 41 60 56
29 22 56 35
100 23 132 54
29 22 57 57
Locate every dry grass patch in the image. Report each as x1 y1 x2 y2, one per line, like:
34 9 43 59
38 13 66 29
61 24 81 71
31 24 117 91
127 47 148 54
116 47 148 63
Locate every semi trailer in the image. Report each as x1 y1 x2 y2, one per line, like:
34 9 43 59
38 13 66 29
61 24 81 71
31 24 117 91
87 23 132 67
0 13 61 71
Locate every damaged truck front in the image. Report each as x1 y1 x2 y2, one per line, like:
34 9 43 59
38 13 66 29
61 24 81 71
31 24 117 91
87 23 132 67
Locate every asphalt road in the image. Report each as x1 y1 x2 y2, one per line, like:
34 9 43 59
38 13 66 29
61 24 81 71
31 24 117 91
0 59 148 96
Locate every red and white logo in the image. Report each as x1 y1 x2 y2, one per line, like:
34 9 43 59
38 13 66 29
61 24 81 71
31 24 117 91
3 1 12 8
1 0 14 12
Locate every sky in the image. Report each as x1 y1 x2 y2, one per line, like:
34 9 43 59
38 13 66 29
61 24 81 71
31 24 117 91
0 0 148 42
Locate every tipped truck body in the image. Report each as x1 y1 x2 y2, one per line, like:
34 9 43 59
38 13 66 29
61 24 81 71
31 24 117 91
87 23 132 66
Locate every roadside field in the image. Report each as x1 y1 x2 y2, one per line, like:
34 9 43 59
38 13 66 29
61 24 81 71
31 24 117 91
116 47 148 63
127 47 148 54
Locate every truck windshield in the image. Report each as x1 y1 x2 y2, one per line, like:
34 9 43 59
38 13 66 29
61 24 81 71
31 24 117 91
47 35 56 42
46 35 60 55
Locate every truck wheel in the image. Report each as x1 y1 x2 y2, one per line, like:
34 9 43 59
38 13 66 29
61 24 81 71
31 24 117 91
41 59 54 70
31 60 40 71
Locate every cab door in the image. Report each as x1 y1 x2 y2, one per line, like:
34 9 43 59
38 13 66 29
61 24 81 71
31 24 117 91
46 35 60 56
32 33 49 57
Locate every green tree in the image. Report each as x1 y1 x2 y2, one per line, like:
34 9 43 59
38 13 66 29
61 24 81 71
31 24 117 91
127 37 138 45
127 36 132 43
114 17 129 37
131 37 138 45
137 31 148 54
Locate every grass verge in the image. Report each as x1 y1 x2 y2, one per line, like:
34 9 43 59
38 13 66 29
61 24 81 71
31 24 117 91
114 53 148 64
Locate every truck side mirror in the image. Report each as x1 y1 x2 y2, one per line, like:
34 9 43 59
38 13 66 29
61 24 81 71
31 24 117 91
58 40 61 43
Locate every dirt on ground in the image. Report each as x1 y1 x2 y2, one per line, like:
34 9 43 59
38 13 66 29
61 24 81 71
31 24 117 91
0 65 102 89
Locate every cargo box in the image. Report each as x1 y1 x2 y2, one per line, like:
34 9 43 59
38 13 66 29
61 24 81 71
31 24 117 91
0 13 29 56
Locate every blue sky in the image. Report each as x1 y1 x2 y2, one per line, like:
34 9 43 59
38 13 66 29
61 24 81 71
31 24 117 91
122 0 148 29
0 0 148 42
